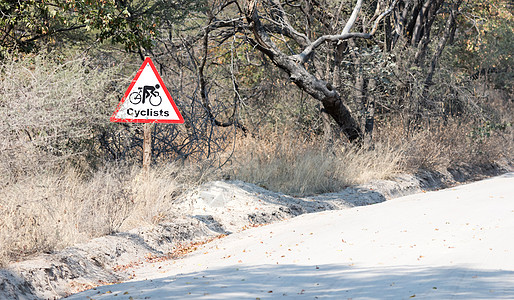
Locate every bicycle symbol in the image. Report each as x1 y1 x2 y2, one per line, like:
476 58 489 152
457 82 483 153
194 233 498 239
129 84 162 106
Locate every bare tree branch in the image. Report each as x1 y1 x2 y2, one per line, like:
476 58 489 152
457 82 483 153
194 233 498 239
198 17 247 134
341 0 363 34
295 0 399 64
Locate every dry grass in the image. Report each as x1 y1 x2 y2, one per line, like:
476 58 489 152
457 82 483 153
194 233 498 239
377 120 514 172
0 167 126 265
121 162 220 229
231 114 512 196
336 142 406 184
0 162 219 267
230 133 406 196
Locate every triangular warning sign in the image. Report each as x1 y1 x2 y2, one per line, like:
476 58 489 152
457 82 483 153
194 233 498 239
110 57 184 123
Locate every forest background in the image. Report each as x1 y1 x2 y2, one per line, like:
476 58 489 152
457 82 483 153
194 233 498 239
0 0 512 266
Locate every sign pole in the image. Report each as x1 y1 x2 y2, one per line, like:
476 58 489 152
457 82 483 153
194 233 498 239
142 123 152 179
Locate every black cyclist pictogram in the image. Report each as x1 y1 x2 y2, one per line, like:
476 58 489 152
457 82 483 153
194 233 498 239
129 84 162 106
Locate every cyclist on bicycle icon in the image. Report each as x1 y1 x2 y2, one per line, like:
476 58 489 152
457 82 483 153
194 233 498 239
143 84 160 103
129 84 162 106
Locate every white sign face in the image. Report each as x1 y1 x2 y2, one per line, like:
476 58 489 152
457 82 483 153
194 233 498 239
111 57 183 124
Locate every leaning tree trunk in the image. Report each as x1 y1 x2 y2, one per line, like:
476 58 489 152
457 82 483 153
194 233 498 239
269 48 362 142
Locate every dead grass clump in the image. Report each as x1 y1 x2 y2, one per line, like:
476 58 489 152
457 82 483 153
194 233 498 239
0 166 131 266
374 116 513 173
120 161 220 229
231 133 405 196
336 142 406 185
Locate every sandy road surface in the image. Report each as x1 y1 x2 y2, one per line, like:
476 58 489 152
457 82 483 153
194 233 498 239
67 173 514 299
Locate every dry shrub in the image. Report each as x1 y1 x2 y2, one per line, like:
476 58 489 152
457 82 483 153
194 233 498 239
231 132 405 196
0 52 226 266
0 53 122 184
405 124 462 170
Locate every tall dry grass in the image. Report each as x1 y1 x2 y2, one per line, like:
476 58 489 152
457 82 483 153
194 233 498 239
230 133 406 196
231 114 512 196
376 119 513 172
0 167 130 263
0 162 219 266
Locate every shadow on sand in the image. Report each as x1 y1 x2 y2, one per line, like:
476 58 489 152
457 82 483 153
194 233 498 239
67 263 514 299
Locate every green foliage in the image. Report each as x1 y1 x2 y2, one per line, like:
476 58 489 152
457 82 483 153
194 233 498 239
469 121 512 143
0 0 205 56
453 0 513 89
